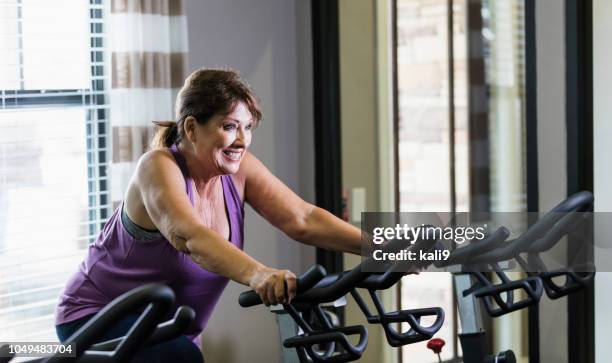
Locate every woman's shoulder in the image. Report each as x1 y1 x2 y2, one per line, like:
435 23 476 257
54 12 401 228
139 147 173 164
233 152 276 202
236 151 276 183
236 152 262 176
235 152 264 179
137 148 176 171
232 152 263 201
133 148 183 185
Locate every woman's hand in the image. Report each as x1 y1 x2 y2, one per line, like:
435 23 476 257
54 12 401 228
249 267 297 306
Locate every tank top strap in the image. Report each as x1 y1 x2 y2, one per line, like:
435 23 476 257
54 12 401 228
221 174 244 248
169 144 195 206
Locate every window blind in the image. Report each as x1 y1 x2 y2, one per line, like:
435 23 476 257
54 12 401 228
0 0 109 342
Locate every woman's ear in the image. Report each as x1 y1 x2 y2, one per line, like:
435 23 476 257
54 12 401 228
183 116 197 143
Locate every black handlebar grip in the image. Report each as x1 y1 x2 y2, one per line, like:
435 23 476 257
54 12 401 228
238 264 327 307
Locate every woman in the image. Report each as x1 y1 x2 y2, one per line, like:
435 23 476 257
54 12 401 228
54 68 363 362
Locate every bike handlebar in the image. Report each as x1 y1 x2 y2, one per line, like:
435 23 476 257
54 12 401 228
238 265 327 307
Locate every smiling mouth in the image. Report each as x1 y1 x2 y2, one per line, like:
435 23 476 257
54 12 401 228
222 150 242 161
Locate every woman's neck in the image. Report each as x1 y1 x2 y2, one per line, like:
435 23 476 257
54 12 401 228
176 141 221 191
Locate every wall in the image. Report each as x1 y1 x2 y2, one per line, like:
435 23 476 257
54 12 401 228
593 1 612 362
183 1 316 362
535 0 568 362
339 1 379 214
339 0 392 362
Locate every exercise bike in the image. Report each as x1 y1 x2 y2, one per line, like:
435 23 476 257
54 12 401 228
1 284 196 363
239 231 447 363
432 191 595 362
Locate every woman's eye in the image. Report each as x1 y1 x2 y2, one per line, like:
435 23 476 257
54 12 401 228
223 124 236 131
245 124 253 131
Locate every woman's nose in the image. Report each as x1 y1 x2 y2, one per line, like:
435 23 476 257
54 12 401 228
234 129 246 145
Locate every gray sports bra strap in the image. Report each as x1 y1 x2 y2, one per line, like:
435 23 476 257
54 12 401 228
121 205 163 242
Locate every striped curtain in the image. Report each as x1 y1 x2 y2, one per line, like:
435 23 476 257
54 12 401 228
109 0 188 206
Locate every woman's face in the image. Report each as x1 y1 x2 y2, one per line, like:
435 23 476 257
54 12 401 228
190 101 253 175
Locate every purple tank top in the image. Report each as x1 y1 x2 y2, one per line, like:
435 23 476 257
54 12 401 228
55 145 244 344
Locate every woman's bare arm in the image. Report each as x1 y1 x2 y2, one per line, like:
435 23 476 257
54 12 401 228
238 152 363 255
134 150 296 305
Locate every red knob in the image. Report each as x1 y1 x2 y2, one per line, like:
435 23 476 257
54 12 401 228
427 338 446 354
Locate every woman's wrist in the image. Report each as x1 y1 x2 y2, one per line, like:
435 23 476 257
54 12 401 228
243 261 267 287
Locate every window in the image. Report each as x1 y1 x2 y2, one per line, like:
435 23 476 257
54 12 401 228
0 0 109 342
395 1 467 360
395 0 528 361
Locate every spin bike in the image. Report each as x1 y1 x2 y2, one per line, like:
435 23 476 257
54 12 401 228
239 230 447 363
434 191 595 362
1 284 196 363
